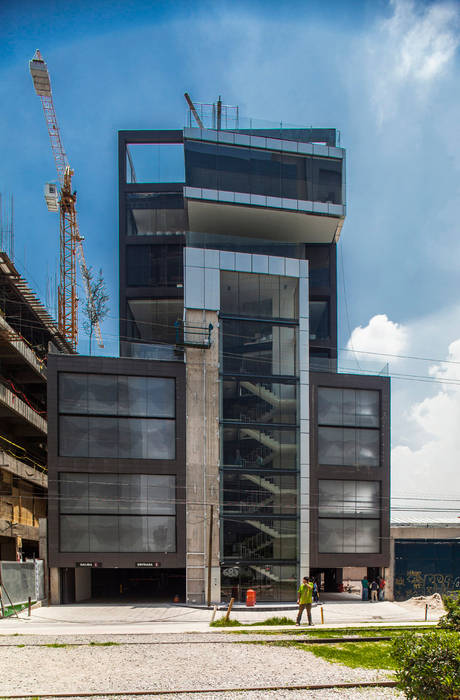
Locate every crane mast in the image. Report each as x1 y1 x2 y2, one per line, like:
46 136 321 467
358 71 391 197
29 49 103 351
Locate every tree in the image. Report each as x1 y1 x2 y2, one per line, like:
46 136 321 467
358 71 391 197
81 266 109 355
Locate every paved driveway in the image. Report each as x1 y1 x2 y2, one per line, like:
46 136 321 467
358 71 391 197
0 594 440 635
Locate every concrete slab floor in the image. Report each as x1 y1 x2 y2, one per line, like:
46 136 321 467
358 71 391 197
0 598 442 636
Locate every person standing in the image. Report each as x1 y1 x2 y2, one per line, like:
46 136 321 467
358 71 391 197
361 575 369 601
313 579 319 604
379 576 386 601
296 576 314 626
370 579 379 602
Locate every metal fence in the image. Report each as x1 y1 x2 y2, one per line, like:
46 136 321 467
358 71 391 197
0 560 45 606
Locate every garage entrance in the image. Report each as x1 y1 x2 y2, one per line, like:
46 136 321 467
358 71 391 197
91 568 186 602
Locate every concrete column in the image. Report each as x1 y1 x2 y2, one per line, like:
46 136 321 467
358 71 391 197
185 309 220 605
38 518 49 603
49 567 61 605
75 567 91 602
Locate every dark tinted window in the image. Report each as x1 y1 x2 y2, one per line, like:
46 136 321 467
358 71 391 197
185 142 342 203
309 301 329 340
222 319 297 376
126 245 183 287
127 299 183 344
220 271 298 320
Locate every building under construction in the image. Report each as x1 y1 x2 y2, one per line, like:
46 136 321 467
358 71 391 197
0 251 72 561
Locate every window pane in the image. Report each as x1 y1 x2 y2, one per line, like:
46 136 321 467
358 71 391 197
222 518 297 560
87 375 118 415
318 517 380 553
223 426 296 470
356 519 380 553
318 480 379 519
318 388 341 424
309 301 329 340
59 373 87 413
222 379 297 425
318 427 343 466
222 319 297 376
357 391 380 428
60 474 88 514
223 471 297 515
127 299 182 344
146 516 176 552
89 515 119 552
60 515 90 552
318 427 380 467
146 475 176 514
118 418 175 459
88 417 118 458
318 388 380 428
220 272 297 320
59 416 89 457
89 474 119 514
357 430 380 467
119 515 149 551
126 143 184 183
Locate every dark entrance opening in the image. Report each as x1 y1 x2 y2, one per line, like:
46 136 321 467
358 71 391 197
310 567 343 593
91 568 186 602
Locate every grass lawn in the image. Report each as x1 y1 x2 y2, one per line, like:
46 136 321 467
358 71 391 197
270 639 397 671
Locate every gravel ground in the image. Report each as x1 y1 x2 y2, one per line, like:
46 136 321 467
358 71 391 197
0 634 401 698
58 691 404 700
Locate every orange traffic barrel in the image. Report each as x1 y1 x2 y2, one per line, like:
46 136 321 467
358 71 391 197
246 588 256 607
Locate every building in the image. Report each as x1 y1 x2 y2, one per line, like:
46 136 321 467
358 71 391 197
48 105 390 603
387 517 460 601
0 251 71 562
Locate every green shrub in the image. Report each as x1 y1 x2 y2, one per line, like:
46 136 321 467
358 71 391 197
392 630 460 699
439 592 460 631
210 617 242 627
250 616 295 626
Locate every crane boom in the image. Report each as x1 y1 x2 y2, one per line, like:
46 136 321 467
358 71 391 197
29 49 104 350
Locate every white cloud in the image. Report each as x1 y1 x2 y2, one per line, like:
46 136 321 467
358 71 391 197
391 334 460 516
346 313 408 363
367 0 460 123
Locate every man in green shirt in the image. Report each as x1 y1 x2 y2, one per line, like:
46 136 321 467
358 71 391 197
296 576 314 626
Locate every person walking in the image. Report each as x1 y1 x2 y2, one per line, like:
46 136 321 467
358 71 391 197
361 576 369 601
370 579 379 602
296 576 314 626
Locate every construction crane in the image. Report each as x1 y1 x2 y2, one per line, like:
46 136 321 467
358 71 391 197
29 49 103 351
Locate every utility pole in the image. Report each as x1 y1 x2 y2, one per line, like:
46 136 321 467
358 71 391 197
207 504 214 607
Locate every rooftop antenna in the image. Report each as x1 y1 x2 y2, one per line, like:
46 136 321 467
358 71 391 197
184 93 204 128
217 95 222 130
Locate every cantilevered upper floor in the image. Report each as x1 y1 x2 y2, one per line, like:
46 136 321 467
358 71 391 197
119 119 346 245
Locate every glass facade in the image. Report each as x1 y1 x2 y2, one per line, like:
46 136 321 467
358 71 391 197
185 141 342 204
126 144 185 184
222 319 297 376
126 193 186 237
126 245 183 287
60 473 176 553
58 374 176 459
317 387 381 467
220 269 299 600
126 299 183 345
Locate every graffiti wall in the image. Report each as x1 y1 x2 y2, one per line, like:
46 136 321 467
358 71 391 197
394 539 460 601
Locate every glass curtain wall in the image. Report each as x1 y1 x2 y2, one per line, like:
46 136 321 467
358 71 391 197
316 387 382 554
220 270 299 601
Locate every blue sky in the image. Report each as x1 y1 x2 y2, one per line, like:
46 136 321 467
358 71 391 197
1 0 460 514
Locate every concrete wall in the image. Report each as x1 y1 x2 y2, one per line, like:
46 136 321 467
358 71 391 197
75 567 92 602
185 309 220 604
